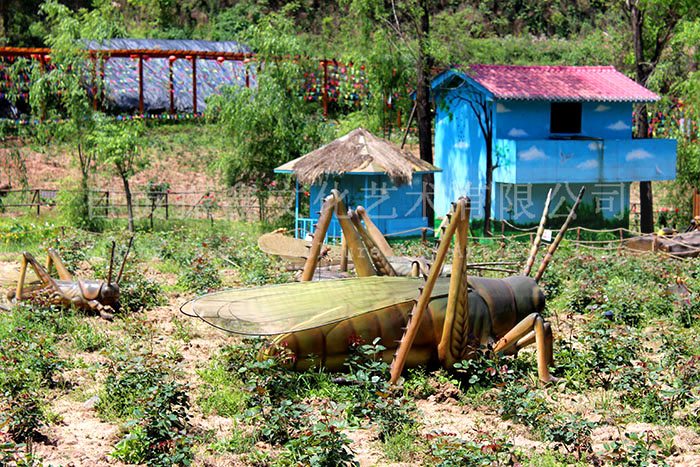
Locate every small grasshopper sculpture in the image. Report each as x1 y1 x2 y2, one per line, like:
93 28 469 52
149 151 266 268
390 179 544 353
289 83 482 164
183 188 584 384
9 238 133 320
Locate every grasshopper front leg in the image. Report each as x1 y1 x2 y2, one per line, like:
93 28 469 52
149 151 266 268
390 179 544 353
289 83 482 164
84 299 114 321
492 313 556 383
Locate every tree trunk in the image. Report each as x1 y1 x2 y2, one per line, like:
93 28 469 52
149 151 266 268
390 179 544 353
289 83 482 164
484 139 493 236
416 0 434 228
630 1 654 233
121 173 134 233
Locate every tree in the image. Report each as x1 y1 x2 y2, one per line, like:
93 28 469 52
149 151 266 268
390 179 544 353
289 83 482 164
209 12 331 220
348 0 443 227
622 0 698 233
437 76 496 235
33 0 123 231
91 120 146 233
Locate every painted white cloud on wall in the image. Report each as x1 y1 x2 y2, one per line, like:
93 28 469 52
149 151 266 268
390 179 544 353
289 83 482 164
496 103 511 113
577 159 599 169
588 142 602 151
453 141 470 149
595 104 611 112
508 128 528 137
626 149 653 161
519 146 548 161
607 120 630 131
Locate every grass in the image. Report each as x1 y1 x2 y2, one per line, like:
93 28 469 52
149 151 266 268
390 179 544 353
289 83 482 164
382 424 423 462
196 358 248 417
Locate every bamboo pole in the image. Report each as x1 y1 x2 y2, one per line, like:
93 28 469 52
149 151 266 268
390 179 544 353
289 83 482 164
534 187 585 282
523 188 553 276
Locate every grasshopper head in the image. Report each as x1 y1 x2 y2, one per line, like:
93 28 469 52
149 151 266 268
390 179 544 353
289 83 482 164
100 282 120 310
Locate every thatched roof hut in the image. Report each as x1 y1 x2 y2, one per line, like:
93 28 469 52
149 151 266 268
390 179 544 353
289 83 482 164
275 127 440 185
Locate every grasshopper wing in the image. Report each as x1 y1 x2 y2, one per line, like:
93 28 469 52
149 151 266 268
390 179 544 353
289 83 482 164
181 276 447 336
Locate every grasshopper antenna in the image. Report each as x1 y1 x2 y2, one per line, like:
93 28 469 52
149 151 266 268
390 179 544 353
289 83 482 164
534 186 585 283
523 188 553 276
107 241 116 284
116 237 134 285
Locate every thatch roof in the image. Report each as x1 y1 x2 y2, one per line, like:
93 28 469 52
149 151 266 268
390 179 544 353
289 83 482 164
275 127 440 185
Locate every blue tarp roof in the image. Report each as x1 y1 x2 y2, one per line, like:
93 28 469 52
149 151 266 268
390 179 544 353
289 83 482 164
84 39 255 112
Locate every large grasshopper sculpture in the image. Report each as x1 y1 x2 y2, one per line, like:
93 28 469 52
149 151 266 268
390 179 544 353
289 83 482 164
184 188 584 384
8 239 133 320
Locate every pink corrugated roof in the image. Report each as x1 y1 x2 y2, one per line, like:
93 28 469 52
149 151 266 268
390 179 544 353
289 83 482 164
463 65 659 102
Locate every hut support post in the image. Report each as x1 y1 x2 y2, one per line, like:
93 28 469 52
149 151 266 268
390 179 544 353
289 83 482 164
138 54 144 114
169 58 174 115
295 179 300 239
192 56 197 114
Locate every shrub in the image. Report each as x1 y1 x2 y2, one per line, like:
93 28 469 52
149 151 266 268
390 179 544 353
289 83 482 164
117 266 165 313
581 324 642 389
496 383 550 429
343 337 415 440
0 392 44 443
103 353 192 466
41 230 93 273
0 325 65 395
176 251 222 294
602 431 671 467
97 353 169 420
424 431 515 466
274 400 357 467
542 413 596 460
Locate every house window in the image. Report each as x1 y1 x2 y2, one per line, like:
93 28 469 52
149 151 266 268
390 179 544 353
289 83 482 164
550 102 582 134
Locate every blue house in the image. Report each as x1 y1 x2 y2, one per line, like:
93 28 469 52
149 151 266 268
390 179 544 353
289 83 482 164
431 65 677 226
275 127 441 240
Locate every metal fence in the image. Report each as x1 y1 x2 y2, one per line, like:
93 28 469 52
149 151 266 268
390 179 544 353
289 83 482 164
0 186 296 223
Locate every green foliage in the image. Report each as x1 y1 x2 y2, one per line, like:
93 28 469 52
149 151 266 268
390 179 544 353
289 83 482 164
274 400 358 467
0 392 44 443
101 352 192 466
117 265 165 313
0 309 65 395
382 423 422 462
98 353 170 421
222 232 293 286
602 431 672 467
543 413 595 460
71 321 110 352
208 422 256 455
343 337 415 440
496 383 550 429
209 13 330 213
56 180 105 232
0 435 45 466
42 230 93 273
196 356 248 417
424 431 515 467
176 251 222 294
